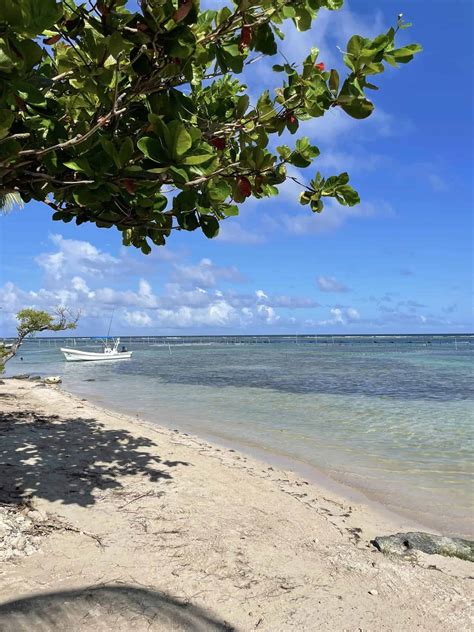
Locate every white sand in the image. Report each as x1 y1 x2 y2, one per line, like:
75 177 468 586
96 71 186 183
0 379 471 631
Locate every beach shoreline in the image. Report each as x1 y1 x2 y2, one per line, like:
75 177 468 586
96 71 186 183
61 380 469 539
0 378 471 631
73 391 434 535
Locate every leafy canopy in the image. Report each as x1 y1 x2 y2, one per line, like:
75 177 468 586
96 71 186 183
0 0 421 252
0 307 78 372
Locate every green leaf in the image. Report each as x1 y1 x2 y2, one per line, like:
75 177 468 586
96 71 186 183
153 195 168 212
310 198 324 213
0 139 20 163
339 96 374 119
300 191 311 205
335 185 360 206
167 120 192 161
253 24 277 55
141 240 152 255
63 158 93 177
293 7 312 32
221 204 239 217
176 210 199 230
200 214 219 238
235 94 249 118
13 80 47 107
0 0 62 36
208 180 231 203
181 152 214 165
108 32 126 59
16 40 43 70
329 69 339 93
119 137 134 167
0 109 14 133
137 137 169 163
288 152 311 168
100 137 120 168
391 44 423 58
326 0 344 8
277 145 291 160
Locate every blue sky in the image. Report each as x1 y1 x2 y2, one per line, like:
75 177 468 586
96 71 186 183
0 0 472 335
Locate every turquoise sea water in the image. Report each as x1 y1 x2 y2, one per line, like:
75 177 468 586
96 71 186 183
5 335 473 536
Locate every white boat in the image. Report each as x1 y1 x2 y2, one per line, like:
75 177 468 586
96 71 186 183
61 338 132 362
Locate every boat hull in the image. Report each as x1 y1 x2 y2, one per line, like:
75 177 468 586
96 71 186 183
61 348 133 362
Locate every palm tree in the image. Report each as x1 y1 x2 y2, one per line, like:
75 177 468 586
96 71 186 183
0 192 24 214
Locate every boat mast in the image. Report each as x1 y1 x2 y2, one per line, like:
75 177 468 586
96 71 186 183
106 310 115 348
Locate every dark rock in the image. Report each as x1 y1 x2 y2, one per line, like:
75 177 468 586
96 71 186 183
28 376 42 381
372 532 474 562
84 379 96 382
11 374 30 380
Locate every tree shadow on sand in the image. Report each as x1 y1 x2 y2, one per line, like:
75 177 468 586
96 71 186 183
0 406 189 507
0 584 234 631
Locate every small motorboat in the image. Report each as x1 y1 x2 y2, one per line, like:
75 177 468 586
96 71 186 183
61 338 132 362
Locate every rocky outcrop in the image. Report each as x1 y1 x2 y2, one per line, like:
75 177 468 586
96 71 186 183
372 532 474 562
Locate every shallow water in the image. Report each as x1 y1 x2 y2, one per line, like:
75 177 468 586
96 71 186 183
6 335 474 536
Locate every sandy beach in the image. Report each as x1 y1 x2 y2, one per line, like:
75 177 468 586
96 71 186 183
0 378 471 631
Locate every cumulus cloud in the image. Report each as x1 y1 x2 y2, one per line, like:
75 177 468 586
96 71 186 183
124 310 153 327
36 234 123 281
172 258 247 287
316 276 350 293
319 306 360 326
257 304 279 324
1 235 324 334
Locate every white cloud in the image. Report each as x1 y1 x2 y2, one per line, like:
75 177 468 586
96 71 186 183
317 275 350 293
269 295 319 308
346 307 360 321
257 304 279 324
36 234 122 281
124 310 153 327
267 198 393 236
172 258 246 287
319 306 360 326
1 235 324 334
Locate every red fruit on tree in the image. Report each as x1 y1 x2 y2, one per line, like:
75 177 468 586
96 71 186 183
173 0 193 23
44 34 61 45
210 137 226 150
239 25 252 51
237 176 252 198
286 111 297 125
123 179 135 194
315 62 325 72
14 95 27 112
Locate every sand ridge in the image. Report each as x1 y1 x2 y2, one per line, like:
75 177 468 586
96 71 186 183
0 379 471 631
